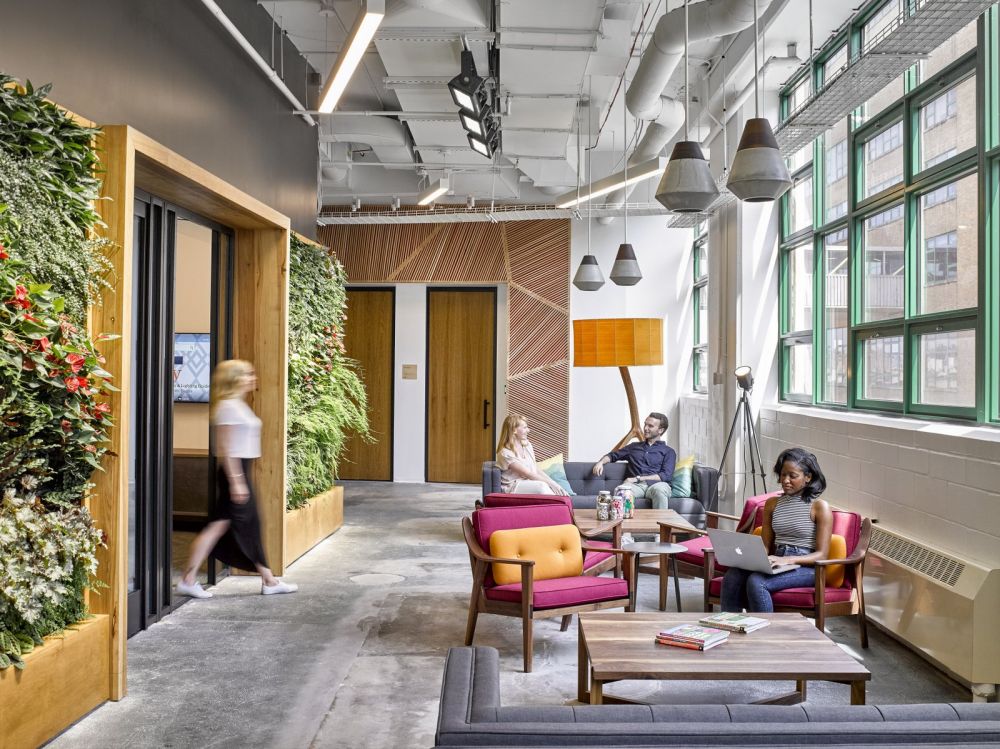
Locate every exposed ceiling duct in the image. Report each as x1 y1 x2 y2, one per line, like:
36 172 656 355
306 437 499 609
604 0 775 209
319 114 415 168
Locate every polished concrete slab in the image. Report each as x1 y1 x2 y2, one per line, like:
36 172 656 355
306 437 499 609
49 481 969 749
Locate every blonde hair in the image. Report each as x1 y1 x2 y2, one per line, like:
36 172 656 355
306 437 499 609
496 413 527 457
210 359 255 419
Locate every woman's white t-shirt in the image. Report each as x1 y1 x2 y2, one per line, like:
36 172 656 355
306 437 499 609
213 398 262 458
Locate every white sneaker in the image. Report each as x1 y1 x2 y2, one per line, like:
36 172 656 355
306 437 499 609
177 580 213 599
262 580 298 595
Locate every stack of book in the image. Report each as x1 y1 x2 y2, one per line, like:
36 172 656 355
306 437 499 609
655 624 729 651
698 612 770 633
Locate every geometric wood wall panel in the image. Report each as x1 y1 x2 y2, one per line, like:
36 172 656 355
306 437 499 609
509 286 569 377
505 220 570 309
318 218 570 457
507 362 569 460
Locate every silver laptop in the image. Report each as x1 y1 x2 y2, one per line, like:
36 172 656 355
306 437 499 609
706 529 800 575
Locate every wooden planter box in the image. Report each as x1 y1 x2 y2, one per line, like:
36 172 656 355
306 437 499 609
0 614 111 749
284 486 344 567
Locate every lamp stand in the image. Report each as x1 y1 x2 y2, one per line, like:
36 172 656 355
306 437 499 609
612 366 644 451
717 387 768 497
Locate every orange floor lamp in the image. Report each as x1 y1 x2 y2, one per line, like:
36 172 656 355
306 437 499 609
573 318 664 451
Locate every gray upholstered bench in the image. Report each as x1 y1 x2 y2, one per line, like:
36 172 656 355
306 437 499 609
435 646 1000 747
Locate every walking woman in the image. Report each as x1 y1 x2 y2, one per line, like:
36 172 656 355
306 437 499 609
177 360 297 598
495 413 568 495
720 447 831 613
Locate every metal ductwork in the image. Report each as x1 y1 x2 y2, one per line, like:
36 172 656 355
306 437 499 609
605 0 774 208
320 115 415 170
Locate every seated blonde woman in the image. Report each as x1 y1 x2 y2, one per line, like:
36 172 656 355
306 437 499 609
495 413 568 496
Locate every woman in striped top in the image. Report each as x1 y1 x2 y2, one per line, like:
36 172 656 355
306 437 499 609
721 448 833 613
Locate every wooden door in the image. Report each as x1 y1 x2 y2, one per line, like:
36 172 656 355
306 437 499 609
341 288 394 480
426 289 496 483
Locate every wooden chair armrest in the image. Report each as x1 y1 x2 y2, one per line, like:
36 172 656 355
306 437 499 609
580 519 622 537
706 510 741 522
814 552 865 567
658 521 708 538
467 544 536 567
581 544 633 557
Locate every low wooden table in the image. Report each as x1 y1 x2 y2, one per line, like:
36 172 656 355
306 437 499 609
575 509 697 610
577 612 870 706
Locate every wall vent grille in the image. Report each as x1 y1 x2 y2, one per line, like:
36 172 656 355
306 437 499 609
870 527 965 587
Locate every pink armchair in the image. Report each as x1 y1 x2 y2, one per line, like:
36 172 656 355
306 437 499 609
462 503 634 672
703 509 872 647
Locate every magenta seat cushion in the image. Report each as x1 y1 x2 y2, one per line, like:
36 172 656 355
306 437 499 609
831 511 861 552
583 540 614 571
708 577 854 606
485 575 628 609
483 493 573 511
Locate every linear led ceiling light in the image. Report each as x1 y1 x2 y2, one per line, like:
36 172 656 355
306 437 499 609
416 176 450 206
555 157 666 209
317 0 385 114
449 50 489 116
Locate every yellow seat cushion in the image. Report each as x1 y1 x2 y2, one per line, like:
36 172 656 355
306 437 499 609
751 528 846 587
489 524 583 585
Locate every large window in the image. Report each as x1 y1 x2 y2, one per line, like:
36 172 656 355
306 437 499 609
692 229 708 393
778 3 994 423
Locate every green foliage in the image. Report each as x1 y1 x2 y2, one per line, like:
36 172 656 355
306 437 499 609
286 235 370 510
0 75 103 233
0 146 114 320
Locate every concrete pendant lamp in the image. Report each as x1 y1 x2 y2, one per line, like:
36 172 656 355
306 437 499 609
726 0 792 202
573 83 605 291
611 87 642 286
656 0 718 213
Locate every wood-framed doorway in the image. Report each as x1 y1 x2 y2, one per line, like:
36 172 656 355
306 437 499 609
92 126 291 700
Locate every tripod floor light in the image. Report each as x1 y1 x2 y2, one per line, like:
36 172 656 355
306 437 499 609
717 365 768 496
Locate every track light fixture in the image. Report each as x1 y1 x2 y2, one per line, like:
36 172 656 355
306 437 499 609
448 50 489 116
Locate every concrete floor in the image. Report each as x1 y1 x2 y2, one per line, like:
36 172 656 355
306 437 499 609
50 481 969 749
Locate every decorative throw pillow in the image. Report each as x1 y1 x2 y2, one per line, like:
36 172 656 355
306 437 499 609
671 455 696 497
537 453 577 496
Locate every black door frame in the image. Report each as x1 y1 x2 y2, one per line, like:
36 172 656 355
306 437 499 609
127 190 233 637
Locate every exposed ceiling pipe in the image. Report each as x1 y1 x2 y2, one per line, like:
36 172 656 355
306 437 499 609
198 0 316 126
700 53 800 149
320 115 415 168
603 0 774 208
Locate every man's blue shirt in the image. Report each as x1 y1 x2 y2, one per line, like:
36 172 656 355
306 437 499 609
606 440 676 484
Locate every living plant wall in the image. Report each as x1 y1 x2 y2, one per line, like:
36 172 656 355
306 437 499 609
0 76 112 669
286 235 368 510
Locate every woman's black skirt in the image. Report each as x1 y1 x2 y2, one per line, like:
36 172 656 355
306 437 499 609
211 457 268 571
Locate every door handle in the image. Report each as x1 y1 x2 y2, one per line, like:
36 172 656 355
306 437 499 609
483 399 491 429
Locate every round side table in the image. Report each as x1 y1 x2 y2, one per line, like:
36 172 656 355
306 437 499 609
621 541 686 612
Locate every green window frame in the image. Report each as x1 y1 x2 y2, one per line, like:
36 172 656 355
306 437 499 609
692 229 708 393
777 2 999 425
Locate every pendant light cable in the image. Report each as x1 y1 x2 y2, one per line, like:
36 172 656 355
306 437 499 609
623 77 628 244
753 0 760 118
684 0 690 141
588 76 593 254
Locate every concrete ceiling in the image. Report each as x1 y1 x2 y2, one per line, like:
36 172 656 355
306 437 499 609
260 0 858 208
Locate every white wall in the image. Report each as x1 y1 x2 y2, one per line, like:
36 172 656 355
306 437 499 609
383 283 508 483
568 156 694 461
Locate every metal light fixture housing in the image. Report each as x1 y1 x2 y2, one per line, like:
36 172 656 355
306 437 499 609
727 118 792 202
610 243 642 286
417 176 450 206
448 50 488 116
734 365 754 391
572 254 605 291
657 141 719 213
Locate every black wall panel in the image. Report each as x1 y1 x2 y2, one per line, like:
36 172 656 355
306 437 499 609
0 0 318 237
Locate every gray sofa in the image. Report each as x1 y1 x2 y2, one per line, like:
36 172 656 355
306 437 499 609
435 646 1000 748
482 460 719 528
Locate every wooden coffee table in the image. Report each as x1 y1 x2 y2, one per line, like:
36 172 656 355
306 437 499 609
577 612 870 706
574 509 697 609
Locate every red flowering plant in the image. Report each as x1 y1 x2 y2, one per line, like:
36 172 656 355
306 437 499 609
0 234 115 507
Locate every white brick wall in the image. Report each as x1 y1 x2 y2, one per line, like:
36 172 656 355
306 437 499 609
759 405 1000 568
679 394 714 466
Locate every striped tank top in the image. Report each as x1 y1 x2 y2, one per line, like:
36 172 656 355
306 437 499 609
771 495 816 550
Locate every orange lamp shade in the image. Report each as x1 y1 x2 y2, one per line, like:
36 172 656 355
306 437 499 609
573 318 664 367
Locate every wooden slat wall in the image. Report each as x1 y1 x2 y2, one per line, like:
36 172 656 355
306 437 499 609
319 219 570 459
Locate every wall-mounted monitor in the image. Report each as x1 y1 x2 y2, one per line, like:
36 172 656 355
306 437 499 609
173 333 211 403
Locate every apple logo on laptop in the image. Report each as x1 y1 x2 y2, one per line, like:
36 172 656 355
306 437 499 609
734 547 742 555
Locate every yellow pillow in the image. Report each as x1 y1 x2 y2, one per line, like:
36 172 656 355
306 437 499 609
750 528 846 587
489 524 582 585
